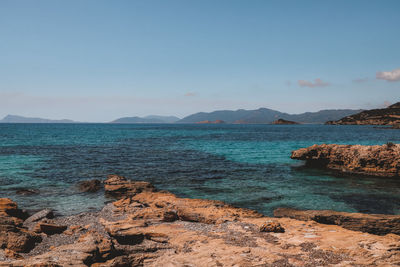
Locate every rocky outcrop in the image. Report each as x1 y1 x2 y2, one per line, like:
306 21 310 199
272 118 299 125
77 179 102 193
291 143 400 177
2 177 400 266
15 188 39 196
326 102 400 125
104 174 156 198
0 199 41 253
274 208 400 235
0 198 28 220
33 221 67 235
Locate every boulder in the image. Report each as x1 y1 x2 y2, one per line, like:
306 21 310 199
260 221 285 233
0 199 41 253
15 188 39 196
0 198 28 220
77 179 102 193
5 231 116 266
0 230 41 253
104 175 156 198
34 222 67 235
274 207 400 235
291 143 400 177
162 210 178 222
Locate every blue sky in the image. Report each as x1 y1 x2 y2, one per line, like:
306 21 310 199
0 0 399 121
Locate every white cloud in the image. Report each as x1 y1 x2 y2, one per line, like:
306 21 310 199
298 78 330 88
376 68 400 82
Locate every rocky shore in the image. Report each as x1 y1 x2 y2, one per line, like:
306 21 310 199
1 175 400 266
291 143 400 177
326 102 400 125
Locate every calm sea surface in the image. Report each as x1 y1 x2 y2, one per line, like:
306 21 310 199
1 123 400 216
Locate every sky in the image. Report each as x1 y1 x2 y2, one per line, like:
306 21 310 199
0 0 399 122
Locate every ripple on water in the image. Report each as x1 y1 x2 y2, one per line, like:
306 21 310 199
0 123 400 216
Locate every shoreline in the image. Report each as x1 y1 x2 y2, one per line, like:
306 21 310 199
1 175 400 266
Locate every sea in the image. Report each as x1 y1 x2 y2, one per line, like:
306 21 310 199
1 123 400 216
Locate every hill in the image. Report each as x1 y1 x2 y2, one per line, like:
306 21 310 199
111 115 180 124
326 103 400 125
178 108 362 124
0 115 75 123
143 115 180 123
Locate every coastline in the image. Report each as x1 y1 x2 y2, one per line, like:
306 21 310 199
1 175 400 266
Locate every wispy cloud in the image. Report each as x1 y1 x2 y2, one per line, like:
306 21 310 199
184 92 196 97
376 68 400 82
353 77 368 83
298 78 330 88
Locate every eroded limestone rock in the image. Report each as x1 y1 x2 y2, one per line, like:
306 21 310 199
291 143 400 177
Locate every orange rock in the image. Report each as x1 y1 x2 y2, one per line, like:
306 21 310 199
291 143 400 177
3 179 400 266
4 248 23 259
34 222 67 235
260 221 285 233
274 207 400 235
104 175 156 198
0 198 27 220
0 199 41 253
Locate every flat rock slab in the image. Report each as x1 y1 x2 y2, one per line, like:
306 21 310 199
274 207 400 235
34 223 67 235
24 209 54 227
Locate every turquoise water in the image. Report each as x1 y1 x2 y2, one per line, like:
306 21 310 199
1 123 400 216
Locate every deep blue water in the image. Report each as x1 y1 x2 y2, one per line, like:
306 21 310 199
1 123 400 216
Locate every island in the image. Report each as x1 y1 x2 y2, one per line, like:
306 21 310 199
195 120 226 124
272 119 299 125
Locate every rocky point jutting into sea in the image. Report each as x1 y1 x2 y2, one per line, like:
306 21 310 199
291 143 400 177
326 102 400 125
1 174 400 266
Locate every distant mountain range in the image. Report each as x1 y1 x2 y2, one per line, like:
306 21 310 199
0 115 76 123
110 115 180 124
178 108 363 124
326 102 400 125
1 108 364 124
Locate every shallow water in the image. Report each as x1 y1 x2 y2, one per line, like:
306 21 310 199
0 123 399 216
